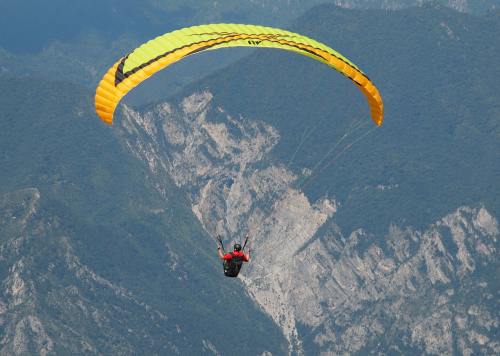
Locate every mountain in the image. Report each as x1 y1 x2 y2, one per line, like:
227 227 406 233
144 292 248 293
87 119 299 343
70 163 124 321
117 88 499 355
2 0 497 54
0 77 286 354
1 0 499 103
178 3 500 235
1 2 499 355
2 0 498 53
109 3 500 354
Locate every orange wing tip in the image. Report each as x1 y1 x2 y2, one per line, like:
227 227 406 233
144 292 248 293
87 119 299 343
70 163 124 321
371 109 384 126
96 110 114 125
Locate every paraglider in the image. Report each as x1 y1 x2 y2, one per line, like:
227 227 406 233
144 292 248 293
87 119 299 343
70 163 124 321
217 234 251 278
94 23 383 126
94 24 384 278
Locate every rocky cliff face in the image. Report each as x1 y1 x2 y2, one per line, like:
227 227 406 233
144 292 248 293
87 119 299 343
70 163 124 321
0 189 179 355
252 0 494 13
119 91 499 354
293 206 498 355
282 0 490 13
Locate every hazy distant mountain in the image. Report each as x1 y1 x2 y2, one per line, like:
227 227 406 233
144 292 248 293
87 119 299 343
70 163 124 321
2 0 498 53
1 0 499 103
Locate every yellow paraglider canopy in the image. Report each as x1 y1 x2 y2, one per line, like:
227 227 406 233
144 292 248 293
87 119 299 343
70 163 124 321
95 23 383 126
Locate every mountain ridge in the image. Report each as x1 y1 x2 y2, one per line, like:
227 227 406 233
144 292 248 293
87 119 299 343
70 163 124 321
0 76 287 354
